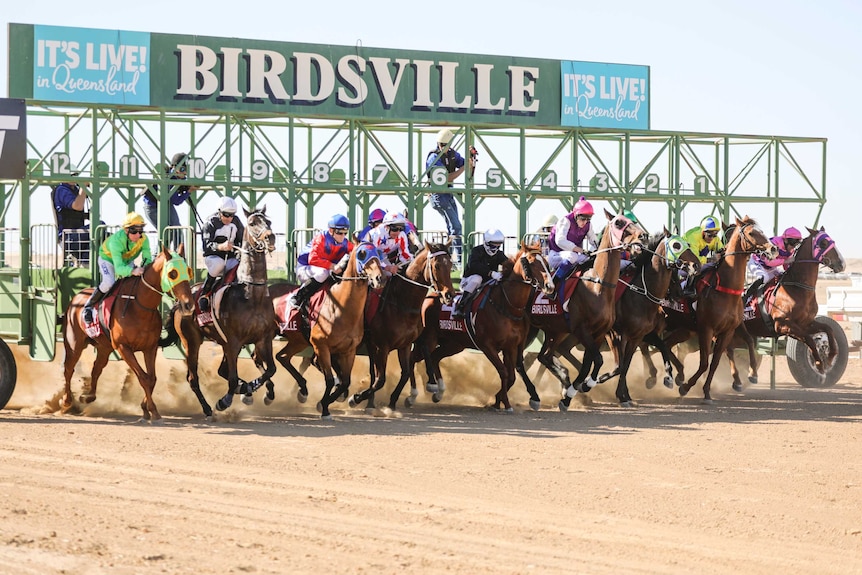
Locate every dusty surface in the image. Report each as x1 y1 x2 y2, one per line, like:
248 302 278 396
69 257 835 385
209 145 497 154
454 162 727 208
1 265 862 574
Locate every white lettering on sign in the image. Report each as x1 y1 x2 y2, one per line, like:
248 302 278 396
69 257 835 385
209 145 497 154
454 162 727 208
175 45 540 114
36 39 146 96
0 115 21 163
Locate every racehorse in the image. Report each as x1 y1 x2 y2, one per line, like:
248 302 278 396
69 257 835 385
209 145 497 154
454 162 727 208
270 241 387 419
727 226 845 389
411 241 555 412
349 240 455 411
660 216 776 403
529 210 646 410
61 245 195 421
601 228 700 406
163 207 277 416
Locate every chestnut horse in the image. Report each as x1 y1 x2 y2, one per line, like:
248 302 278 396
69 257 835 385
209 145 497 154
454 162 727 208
61 245 195 421
350 240 455 411
660 216 776 403
727 226 845 389
411 242 555 412
529 210 646 411
162 207 277 416
271 241 386 419
601 229 700 406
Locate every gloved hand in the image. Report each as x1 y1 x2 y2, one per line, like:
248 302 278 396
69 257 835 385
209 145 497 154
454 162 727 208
490 271 503 281
217 241 231 252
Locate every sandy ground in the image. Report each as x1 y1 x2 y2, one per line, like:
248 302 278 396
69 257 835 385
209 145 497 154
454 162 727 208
1 266 862 574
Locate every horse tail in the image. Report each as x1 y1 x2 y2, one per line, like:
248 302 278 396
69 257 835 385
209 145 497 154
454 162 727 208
159 305 179 348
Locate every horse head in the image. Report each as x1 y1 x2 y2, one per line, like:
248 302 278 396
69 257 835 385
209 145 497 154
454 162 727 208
733 216 777 259
353 241 386 289
158 244 195 316
605 209 646 256
515 240 555 295
806 226 845 273
243 205 276 254
420 239 455 305
660 227 701 277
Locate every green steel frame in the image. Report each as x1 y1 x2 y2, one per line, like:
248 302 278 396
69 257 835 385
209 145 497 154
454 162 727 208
0 103 827 354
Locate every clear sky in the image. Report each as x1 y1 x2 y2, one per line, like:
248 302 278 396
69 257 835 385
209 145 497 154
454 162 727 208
2 0 860 256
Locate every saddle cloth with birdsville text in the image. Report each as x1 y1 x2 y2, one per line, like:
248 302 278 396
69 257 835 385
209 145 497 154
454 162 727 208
273 288 329 333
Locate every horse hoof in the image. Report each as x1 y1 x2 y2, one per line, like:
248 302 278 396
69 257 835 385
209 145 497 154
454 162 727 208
242 394 254 406
365 407 377 415
678 386 690 397
79 393 96 404
503 407 514 414
216 397 232 411
432 392 443 403
425 382 438 394
620 400 634 408
404 396 415 408
529 399 540 411
335 392 348 403
557 400 569 413
732 383 743 393
663 376 674 389
748 375 758 385
645 377 657 390
263 396 273 407
348 395 358 408
321 414 333 421
297 391 308 404
702 398 714 405
316 401 323 413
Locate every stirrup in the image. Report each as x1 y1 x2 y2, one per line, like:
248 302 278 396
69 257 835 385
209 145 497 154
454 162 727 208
198 296 210 312
83 308 95 324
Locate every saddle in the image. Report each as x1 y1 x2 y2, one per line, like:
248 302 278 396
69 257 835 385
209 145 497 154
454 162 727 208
195 267 241 327
81 284 123 338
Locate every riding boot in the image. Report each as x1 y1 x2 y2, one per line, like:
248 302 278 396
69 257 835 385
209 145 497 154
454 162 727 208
198 274 218 312
745 277 764 303
451 292 470 318
288 279 323 313
83 288 105 324
554 262 574 303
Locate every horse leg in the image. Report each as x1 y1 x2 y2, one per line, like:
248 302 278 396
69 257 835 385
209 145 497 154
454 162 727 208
679 328 713 398
351 344 386 411
246 338 276 406
703 330 734 404
663 327 692 385
61 326 91 412
514 343 541 411
600 332 622 384
179 323 211 417
276 339 310 403
740 326 759 385
638 336 660 389
536 331 570 389
615 338 639 407
315 347 337 419
478 343 514 413
215 342 243 411
578 337 605 393
392 344 422 410
114 344 159 421
382 346 411 412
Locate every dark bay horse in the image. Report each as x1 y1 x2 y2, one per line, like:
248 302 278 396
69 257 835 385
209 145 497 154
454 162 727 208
602 229 700 406
727 226 845 389
661 216 776 403
270 241 386 419
411 242 555 412
350 240 455 411
529 210 646 411
62 245 195 421
163 207 277 416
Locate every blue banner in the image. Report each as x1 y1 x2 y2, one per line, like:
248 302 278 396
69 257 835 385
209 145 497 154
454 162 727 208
560 61 649 130
33 25 150 105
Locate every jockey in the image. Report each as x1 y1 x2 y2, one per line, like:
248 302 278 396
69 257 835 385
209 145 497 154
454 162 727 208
619 209 643 272
83 212 152 323
368 211 413 275
288 214 354 313
684 215 725 264
548 195 599 285
680 215 725 296
198 197 245 312
747 226 803 285
452 228 508 318
358 208 387 242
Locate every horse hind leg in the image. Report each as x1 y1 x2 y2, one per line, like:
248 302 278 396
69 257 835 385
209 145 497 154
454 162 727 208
515 351 541 411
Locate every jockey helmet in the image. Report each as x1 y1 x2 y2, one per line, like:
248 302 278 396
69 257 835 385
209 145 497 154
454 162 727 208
383 211 407 230
700 216 720 232
122 212 145 230
783 226 802 240
327 214 350 231
437 128 454 145
170 152 189 170
623 209 639 224
541 214 558 230
218 196 238 215
368 208 387 225
572 196 594 217
484 228 505 256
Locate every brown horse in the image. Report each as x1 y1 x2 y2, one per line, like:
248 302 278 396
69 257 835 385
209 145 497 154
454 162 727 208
529 210 646 411
61 245 195 421
601 229 700 406
162 207 277 416
660 216 776 403
349 240 455 411
727 226 845 389
411 241 555 412
271 240 387 419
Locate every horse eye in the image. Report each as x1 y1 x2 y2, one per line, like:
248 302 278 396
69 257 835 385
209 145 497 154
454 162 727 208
168 269 178 280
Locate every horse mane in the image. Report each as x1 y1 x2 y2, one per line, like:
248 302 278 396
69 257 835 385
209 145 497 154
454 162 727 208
500 257 516 278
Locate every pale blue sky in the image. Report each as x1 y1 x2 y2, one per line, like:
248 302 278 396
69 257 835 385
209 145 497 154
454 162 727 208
3 0 860 255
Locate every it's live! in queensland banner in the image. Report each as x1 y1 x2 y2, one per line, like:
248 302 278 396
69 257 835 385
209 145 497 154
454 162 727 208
560 61 649 130
33 25 150 105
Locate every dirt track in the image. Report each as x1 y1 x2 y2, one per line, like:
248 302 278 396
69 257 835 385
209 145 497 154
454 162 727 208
2 336 862 574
